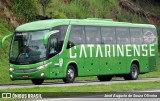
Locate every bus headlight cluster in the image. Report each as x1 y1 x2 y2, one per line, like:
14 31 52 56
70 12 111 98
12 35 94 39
37 62 52 70
9 68 14 71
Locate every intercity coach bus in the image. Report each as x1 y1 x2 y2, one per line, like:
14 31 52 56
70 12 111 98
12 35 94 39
1 18 158 85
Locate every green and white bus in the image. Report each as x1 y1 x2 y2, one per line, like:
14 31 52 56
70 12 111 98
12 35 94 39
2 18 158 85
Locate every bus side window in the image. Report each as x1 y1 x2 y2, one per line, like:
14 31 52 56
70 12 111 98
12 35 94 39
116 27 130 44
49 26 68 57
143 28 156 44
49 34 59 57
67 26 85 49
85 26 101 44
101 27 116 44
130 28 143 44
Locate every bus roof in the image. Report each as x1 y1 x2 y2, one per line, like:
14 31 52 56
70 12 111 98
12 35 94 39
15 19 156 32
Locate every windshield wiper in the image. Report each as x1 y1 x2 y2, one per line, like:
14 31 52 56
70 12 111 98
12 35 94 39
14 34 32 63
14 52 21 63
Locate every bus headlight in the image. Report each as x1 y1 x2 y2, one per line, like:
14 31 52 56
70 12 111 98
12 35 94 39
41 73 44 76
10 75 13 78
9 68 14 71
37 62 52 70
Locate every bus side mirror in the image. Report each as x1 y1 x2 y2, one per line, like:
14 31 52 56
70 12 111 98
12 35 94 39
43 30 59 45
1 34 13 48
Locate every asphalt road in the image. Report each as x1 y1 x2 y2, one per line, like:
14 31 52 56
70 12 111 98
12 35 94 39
1 78 160 101
0 78 160 90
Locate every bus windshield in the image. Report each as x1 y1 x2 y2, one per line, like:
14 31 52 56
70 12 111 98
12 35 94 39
10 30 49 64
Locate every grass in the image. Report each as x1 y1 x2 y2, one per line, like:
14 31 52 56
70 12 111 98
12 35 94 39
0 81 160 98
2 81 160 92
1 81 160 100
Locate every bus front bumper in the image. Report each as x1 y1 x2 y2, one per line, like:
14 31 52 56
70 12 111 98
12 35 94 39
9 67 50 80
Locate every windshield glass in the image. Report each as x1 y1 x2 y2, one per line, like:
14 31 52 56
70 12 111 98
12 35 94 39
10 30 49 64
10 26 68 64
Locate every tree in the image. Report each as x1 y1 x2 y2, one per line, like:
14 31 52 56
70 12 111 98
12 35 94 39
38 0 51 17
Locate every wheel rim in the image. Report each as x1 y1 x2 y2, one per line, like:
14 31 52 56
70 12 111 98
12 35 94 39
67 68 74 80
132 66 138 78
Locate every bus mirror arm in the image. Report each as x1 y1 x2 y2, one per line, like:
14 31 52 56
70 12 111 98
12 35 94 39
1 34 13 48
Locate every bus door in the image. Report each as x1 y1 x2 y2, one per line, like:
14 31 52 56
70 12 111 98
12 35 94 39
44 30 64 78
66 25 86 76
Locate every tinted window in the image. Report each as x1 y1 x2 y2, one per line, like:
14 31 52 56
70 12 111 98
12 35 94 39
101 27 116 44
116 28 130 44
143 28 156 44
52 25 68 41
67 26 85 48
130 28 143 44
85 26 101 44
49 26 68 57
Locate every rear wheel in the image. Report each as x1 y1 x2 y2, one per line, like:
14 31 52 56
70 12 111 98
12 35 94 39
31 79 44 85
97 75 112 81
124 63 139 80
63 65 76 83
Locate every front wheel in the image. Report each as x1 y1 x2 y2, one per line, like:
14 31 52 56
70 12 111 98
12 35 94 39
31 79 44 85
63 65 76 83
124 63 139 80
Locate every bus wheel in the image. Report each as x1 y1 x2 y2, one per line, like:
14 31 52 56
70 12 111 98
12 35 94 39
31 79 44 85
63 65 76 83
124 63 139 80
97 75 112 81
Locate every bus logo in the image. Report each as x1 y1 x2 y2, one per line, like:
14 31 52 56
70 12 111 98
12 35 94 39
143 31 156 44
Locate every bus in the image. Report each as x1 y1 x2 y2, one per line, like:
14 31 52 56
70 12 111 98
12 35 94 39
1 18 158 85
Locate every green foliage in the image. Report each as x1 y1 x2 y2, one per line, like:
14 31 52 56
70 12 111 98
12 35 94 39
38 0 51 16
117 11 146 23
0 22 12 84
48 10 67 19
136 0 160 16
47 0 118 19
12 0 38 23
157 29 160 35
157 29 160 49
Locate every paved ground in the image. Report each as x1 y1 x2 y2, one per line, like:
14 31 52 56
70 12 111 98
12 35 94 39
0 78 160 90
1 78 160 100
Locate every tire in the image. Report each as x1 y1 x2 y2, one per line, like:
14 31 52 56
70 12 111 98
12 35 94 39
31 79 44 85
97 75 112 81
63 65 76 83
124 63 139 80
